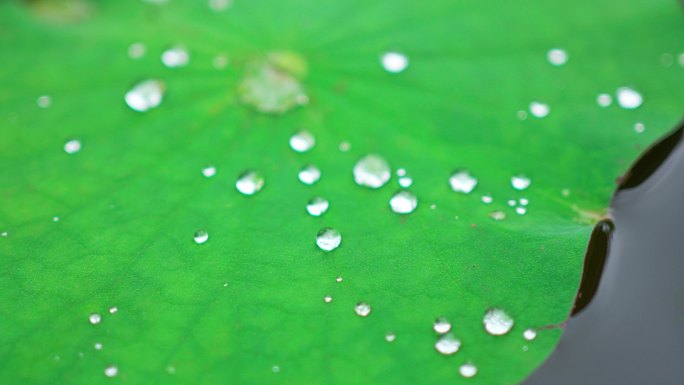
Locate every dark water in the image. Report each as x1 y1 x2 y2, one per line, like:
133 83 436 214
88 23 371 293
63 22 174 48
524 123 684 385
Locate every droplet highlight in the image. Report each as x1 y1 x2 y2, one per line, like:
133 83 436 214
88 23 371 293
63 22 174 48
289 130 315 153
483 307 515 336
529 101 550 118
511 175 531 191
236 170 265 196
161 46 189 68
389 190 418 214
616 87 643 110
64 139 81 154
353 154 391 189
354 302 371 317
193 230 209 244
125 79 165 112
306 197 329 217
298 165 321 185
459 363 478 378
381 51 409 73
547 48 568 66
435 334 461 355
449 170 478 194
316 228 341 252
433 317 451 334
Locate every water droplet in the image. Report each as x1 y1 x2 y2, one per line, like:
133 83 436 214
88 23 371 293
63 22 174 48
37 95 51 108
213 54 229 69
435 334 461 355
489 211 506 221
529 101 550 118
523 328 537 341
236 170 265 195
449 170 478 194
64 139 81 154
125 79 165 112
239 52 308 115
298 165 321 185
52 216 60 222
306 197 329 217
597 93 612 107
94 342 103 350
353 154 391 189
104 365 118 377
323 295 333 303
89 313 101 325
679 53 684 67
616 87 643 110
167 365 176 374
396 168 407 177
339 141 351 152
202 166 217 178
398 175 413 188
481 194 493 204
389 190 418 214
316 228 341 252
208 0 231 11
511 175 531 190
507 199 516 207
193 230 209 244
335 276 343 283
547 48 568 66
128 42 146 59
272 365 280 373
433 317 451 334
381 51 409 73
1 231 7 237
354 302 371 317
430 204 437 210
522 345 529 352
109 306 118 314
459 363 478 378
515 207 527 215
519 198 529 206
385 332 396 342
562 188 571 197
161 46 189 68
483 308 514 336
634 122 645 133
289 130 316 153
517 110 528 120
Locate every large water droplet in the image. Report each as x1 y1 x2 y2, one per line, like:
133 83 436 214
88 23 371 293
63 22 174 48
89 313 101 325
547 48 568 66
483 308 514 336
353 154 391 189
64 139 81 154
511 175 531 190
236 170 265 195
616 87 643 109
298 165 321 185
104 365 118 377
161 46 189 68
193 230 208 244
306 197 329 217
433 317 451 334
449 170 478 194
529 101 550 118
389 190 417 214
459 363 478 378
289 130 315 153
316 228 341 252
523 328 537 341
354 302 371 317
125 79 165 112
381 51 409 73
435 334 461 355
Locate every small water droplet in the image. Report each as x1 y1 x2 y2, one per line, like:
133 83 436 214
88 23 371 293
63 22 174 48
109 307 118 314
449 170 478 194
398 175 413 188
459 363 478 378
523 328 537 341
507 199 516 207
104 365 118 377
37 95 52 108
353 154 391 189
289 130 315 153
94 342 103 350
430 204 437 210
561 188 571 197
389 190 418 214
208 0 231 11
679 53 684 67
298 165 321 185
515 207 527 215
511 175 531 191
481 194 493 204
213 54 229 69
396 168 407 177
489 211 506 221
381 51 409 73
1 232 7 237
483 308 514 336
306 197 329 217
161 46 189 68
634 122 645 133
236 170 265 195
272 365 280 373
316 228 341 252
201 166 217 178
354 302 371 317
52 216 60 222
339 141 351 152
89 313 101 325
523 345 529 352
616 87 643 110
64 139 81 154
323 295 333 303
385 332 396 342
529 101 550 118
128 42 146 59
597 93 612 107
125 79 165 112
335 276 343 283
193 230 209 244
519 198 529 206
547 48 568 66
167 365 176 374
517 110 528 120
435 334 461 355
433 317 451 334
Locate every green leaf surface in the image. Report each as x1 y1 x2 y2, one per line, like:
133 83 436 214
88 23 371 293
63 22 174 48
1 0 683 384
